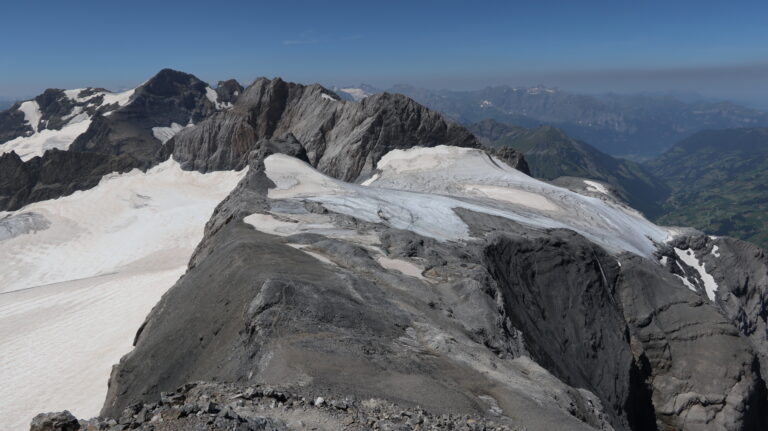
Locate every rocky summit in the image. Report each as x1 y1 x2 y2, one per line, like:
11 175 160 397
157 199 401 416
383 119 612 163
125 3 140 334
0 69 767 431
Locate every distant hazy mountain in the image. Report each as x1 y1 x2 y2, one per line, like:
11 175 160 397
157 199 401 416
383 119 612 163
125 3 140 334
347 84 768 159
0 99 14 110
469 119 668 215
649 128 768 248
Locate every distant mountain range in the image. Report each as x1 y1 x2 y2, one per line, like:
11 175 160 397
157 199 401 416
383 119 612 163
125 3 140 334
468 119 668 215
336 85 768 159
649 128 768 249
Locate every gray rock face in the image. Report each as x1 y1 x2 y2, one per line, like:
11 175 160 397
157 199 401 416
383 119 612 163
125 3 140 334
170 77 506 181
0 87 130 145
483 232 651 431
0 103 31 143
29 411 79 431
660 235 768 382
101 155 611 431
0 149 140 211
1 70 526 214
99 149 768 430
70 69 219 163
617 255 767 430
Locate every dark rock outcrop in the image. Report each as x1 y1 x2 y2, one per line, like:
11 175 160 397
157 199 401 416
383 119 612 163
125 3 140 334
0 149 140 211
215 79 244 105
29 411 79 431
2 70 526 213
618 255 767 430
660 235 768 382
483 232 649 431
0 103 32 142
70 69 219 163
490 146 530 175
170 78 489 181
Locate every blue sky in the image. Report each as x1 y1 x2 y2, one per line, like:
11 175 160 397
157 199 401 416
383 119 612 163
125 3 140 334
1 0 767 106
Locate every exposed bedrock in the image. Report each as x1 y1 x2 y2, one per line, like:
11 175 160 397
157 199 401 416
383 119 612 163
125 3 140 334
483 228 768 430
483 232 655 431
0 149 141 211
101 157 610 431
71 69 219 162
169 76 527 180
659 234 768 383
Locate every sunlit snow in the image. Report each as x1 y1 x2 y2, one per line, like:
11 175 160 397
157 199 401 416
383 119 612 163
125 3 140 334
584 180 610 195
206 87 232 110
259 146 673 256
18 100 42 133
340 88 371 101
0 160 245 430
152 122 191 144
1 87 136 160
0 119 92 160
674 247 719 300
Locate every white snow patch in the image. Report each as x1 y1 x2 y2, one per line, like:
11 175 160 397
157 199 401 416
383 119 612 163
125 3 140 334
0 119 92 160
18 101 42 133
354 146 671 256
674 248 719 301
376 256 425 279
321 93 337 102
100 88 135 108
244 213 336 237
584 180 609 195
1 87 138 159
205 86 219 104
675 274 697 292
360 173 380 186
63 88 86 101
64 87 134 108
287 243 337 266
258 149 672 256
206 87 232 110
711 245 721 257
463 184 559 212
480 100 493 108
660 256 668 266
152 122 191 144
340 88 371 101
0 160 244 429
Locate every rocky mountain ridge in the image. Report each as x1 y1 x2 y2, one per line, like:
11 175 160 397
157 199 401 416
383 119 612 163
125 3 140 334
1 69 767 431
336 84 768 158
0 70 525 213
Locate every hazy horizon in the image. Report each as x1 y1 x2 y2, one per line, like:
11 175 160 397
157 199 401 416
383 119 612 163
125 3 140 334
2 0 767 109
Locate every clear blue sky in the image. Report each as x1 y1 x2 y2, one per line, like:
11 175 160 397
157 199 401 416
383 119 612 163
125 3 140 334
1 0 767 106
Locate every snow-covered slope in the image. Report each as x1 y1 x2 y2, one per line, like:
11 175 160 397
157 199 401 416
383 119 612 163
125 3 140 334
338 87 372 101
261 146 672 257
0 161 244 430
0 88 135 161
